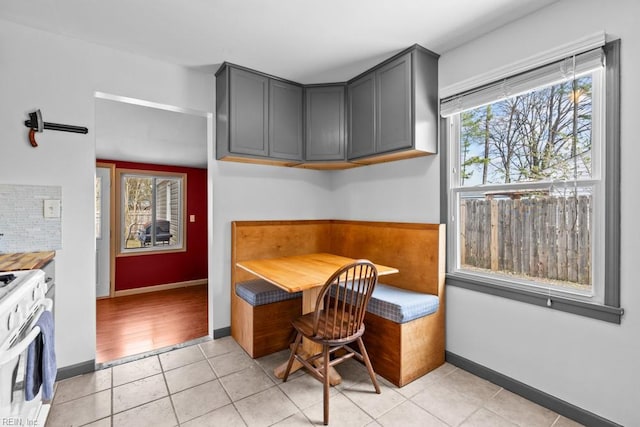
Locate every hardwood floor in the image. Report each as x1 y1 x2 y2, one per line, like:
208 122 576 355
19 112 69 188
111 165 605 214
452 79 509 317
96 285 208 363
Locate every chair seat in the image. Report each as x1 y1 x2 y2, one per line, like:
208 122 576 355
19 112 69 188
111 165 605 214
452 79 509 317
235 279 301 306
292 311 365 343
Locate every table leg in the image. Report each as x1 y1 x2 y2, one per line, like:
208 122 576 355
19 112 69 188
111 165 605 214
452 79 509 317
274 287 342 385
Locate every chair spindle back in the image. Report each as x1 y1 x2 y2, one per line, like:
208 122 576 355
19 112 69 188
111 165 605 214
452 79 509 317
313 260 378 341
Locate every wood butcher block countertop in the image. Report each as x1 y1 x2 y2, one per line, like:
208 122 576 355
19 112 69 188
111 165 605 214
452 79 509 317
0 251 55 271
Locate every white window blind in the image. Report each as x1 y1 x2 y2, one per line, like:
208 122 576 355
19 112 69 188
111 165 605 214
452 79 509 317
440 47 604 117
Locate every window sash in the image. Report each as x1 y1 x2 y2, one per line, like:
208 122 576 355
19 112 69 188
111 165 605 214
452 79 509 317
449 182 604 303
118 171 185 254
448 63 605 190
446 64 606 304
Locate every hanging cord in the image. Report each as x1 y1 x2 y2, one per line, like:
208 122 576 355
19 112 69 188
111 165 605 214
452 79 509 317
571 54 580 231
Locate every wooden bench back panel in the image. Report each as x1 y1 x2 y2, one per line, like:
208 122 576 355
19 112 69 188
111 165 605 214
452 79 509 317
330 221 444 296
232 220 333 283
232 220 444 296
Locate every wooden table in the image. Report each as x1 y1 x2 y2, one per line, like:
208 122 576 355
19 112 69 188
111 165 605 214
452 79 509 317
237 252 398 384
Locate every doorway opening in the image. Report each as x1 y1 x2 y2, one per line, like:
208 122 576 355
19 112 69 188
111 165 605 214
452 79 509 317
94 93 210 364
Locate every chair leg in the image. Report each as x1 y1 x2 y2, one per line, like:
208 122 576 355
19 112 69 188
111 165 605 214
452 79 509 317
357 337 380 394
323 344 330 425
283 332 302 382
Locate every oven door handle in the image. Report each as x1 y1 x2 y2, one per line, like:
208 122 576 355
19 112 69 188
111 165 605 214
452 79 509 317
0 298 53 365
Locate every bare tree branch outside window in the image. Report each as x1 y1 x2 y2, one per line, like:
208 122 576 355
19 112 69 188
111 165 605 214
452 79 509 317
458 75 593 290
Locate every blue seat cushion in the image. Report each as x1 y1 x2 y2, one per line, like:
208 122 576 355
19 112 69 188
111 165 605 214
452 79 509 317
368 283 439 323
330 282 439 323
235 279 301 306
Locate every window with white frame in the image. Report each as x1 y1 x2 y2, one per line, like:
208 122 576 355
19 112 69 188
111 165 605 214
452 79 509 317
441 40 622 323
117 170 186 254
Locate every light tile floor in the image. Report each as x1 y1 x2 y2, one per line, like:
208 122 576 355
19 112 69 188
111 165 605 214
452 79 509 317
45 337 584 427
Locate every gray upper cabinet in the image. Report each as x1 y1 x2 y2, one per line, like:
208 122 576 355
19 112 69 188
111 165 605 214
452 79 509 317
270 80 303 160
216 63 303 164
376 53 412 153
304 85 346 162
348 74 376 159
229 67 269 157
347 45 439 163
216 44 438 168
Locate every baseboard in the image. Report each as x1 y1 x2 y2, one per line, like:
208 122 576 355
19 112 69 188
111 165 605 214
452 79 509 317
59 337 215 379
56 359 95 381
213 326 231 339
445 351 621 427
96 336 212 370
114 278 207 297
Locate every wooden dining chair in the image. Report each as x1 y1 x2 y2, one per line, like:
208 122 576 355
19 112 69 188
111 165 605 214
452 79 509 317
282 260 381 425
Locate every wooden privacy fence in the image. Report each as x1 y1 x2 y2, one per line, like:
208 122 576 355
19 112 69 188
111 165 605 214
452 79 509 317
460 196 591 285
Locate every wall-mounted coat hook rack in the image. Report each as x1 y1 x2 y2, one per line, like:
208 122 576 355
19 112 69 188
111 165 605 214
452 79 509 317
24 109 88 147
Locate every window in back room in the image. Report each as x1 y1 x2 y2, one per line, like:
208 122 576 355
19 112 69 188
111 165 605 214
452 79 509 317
117 170 186 254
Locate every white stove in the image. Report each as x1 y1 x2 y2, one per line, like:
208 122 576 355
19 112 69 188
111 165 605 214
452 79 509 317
0 270 47 343
0 269 52 424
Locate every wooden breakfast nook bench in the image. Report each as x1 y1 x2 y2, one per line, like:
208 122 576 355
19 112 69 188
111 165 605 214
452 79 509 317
231 277 302 358
230 219 446 387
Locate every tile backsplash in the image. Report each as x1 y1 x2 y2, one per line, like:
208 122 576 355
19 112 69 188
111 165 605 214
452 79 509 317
0 183 63 253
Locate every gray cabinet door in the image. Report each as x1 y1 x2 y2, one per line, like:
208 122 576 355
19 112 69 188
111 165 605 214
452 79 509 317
229 67 269 156
376 52 412 153
305 86 345 161
348 73 376 159
269 80 303 160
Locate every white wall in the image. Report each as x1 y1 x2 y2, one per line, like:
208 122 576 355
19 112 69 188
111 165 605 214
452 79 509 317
0 21 210 368
331 155 442 222
209 161 333 328
332 0 638 425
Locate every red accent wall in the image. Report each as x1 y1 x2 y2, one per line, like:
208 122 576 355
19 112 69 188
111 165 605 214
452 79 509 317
98 160 208 291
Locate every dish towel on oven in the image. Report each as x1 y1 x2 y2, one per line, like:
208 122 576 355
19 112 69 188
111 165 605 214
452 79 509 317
25 310 56 401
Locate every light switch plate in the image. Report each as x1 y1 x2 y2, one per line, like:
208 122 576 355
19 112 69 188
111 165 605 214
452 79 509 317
44 199 61 218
